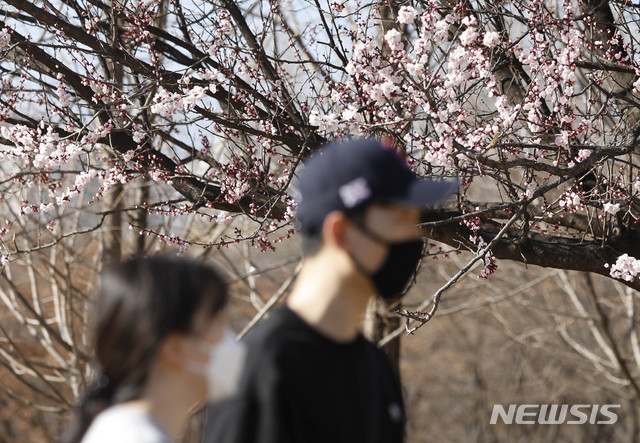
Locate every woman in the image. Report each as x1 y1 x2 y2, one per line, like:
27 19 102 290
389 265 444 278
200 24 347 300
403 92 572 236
62 255 246 443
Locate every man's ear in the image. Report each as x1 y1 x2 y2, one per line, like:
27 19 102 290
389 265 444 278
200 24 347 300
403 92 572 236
321 211 349 248
157 333 187 370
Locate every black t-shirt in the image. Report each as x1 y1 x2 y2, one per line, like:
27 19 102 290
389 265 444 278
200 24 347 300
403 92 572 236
205 306 405 443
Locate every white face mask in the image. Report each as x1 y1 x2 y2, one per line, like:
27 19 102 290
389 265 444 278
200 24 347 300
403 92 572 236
205 330 247 402
188 329 247 402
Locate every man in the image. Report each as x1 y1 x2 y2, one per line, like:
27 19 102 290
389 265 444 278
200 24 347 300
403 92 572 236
206 138 458 443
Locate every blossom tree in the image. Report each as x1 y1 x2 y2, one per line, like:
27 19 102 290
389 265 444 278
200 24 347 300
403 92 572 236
2 0 640 288
4 0 640 347
2 0 640 339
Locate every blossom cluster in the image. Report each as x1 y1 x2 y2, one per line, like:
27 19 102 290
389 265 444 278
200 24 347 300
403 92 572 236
150 83 217 116
0 28 10 48
4 0 640 274
0 125 82 169
607 254 640 282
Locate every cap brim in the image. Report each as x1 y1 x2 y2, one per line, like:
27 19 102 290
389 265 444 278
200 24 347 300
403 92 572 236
390 178 459 208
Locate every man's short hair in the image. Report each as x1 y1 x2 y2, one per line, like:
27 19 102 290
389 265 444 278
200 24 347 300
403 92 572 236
300 205 368 257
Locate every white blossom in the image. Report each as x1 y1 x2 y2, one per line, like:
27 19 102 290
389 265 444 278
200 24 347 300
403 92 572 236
309 110 339 133
342 106 358 120
483 31 501 48
524 182 536 199
385 29 404 52
74 170 98 190
122 150 136 162
0 28 10 48
434 18 451 43
133 130 146 144
150 88 182 116
603 202 621 215
459 27 478 46
608 254 640 282
554 131 570 150
558 190 581 208
56 81 72 107
182 85 207 110
406 62 425 77
217 18 232 37
397 6 417 24
495 95 515 125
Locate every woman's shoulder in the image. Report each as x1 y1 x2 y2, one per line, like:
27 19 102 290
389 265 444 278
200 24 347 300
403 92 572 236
81 404 171 443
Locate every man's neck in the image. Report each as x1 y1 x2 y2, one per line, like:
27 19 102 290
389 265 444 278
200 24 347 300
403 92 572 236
287 253 373 343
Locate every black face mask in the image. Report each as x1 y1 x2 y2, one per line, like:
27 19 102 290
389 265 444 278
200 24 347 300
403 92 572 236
352 225 424 300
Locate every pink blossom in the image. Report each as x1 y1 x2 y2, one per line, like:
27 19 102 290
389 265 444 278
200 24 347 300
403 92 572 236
524 182 536 199
479 252 498 279
182 85 207 110
603 202 621 215
380 81 398 97
217 18 232 37
461 16 478 27
207 43 220 57
575 149 590 163
353 41 373 61
413 38 428 54
495 95 515 125
82 121 113 145
133 130 146 144
444 70 470 89
221 180 249 203
345 61 357 76
122 150 136 162
309 110 339 133
459 27 478 46
608 254 640 282
151 88 182 116
378 66 401 84
554 131 570 150
448 46 469 70
57 82 72 107
177 242 191 256
397 6 417 24
406 62 425 77
148 169 173 184
363 84 385 105
385 29 403 52
559 190 581 209
482 31 501 48
342 106 358 120
434 17 452 43
39 203 54 213
0 28 11 48
74 170 98 190
84 17 99 33
527 108 543 133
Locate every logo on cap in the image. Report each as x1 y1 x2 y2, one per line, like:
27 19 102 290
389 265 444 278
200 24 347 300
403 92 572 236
338 177 371 208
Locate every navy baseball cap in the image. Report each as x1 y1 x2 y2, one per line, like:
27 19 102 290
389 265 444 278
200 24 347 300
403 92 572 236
296 138 459 233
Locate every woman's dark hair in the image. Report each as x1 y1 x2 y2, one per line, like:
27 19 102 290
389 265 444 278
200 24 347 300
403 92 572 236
61 255 228 443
